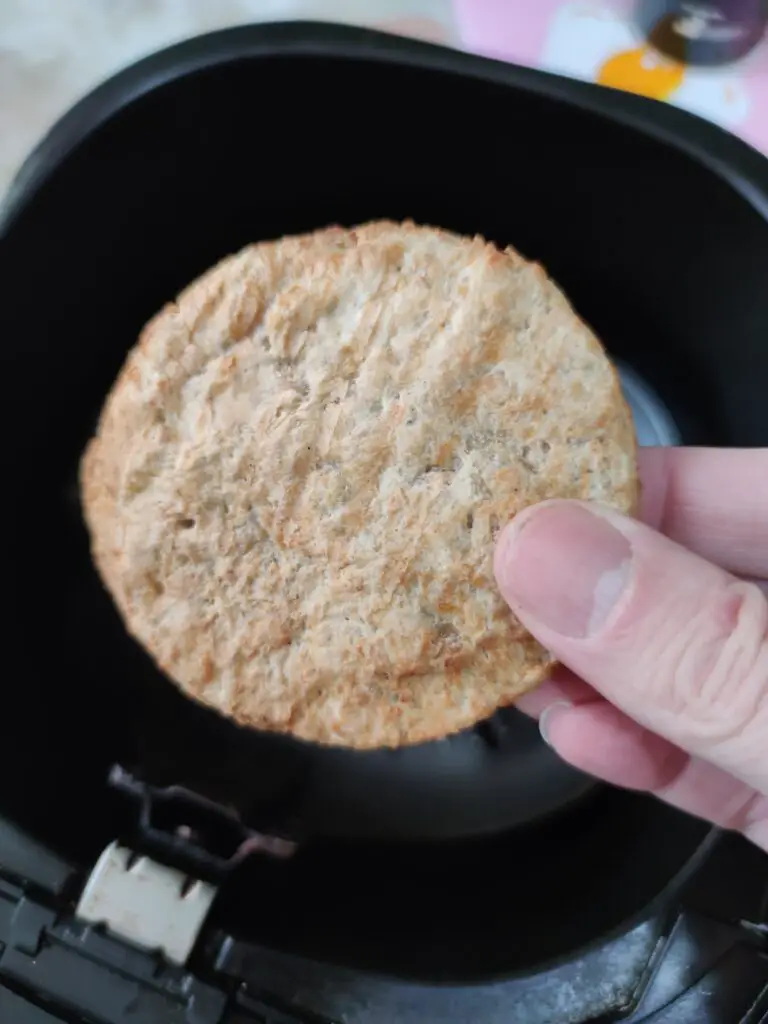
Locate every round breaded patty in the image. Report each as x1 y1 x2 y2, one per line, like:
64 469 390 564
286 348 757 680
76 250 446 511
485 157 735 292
81 221 637 748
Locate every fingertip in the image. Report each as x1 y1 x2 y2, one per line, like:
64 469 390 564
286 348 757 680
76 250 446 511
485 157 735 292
538 701 573 746
514 668 594 718
493 500 600 607
542 700 687 791
493 505 537 597
495 501 634 640
635 446 673 529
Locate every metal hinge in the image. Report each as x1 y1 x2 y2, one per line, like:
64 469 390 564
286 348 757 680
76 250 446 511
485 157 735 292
74 767 299 967
108 765 297 882
75 842 216 965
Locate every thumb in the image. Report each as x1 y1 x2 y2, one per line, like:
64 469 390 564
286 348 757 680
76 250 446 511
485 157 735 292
494 501 768 796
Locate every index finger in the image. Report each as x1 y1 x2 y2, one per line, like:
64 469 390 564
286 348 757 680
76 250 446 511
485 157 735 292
638 447 768 578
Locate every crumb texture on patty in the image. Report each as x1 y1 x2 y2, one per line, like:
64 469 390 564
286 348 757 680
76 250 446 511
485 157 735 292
81 221 638 748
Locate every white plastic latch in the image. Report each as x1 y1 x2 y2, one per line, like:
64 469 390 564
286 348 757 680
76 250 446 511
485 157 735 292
76 842 217 965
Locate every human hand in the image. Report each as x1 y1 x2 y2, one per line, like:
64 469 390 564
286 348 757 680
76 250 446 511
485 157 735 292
494 447 768 852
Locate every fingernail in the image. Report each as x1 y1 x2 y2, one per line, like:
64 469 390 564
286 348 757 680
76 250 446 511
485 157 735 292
539 701 573 746
494 502 632 639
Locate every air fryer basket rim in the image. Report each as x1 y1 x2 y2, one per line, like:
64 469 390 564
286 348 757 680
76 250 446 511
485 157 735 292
3 19 768 236
0 17 737 854
4 17 763 978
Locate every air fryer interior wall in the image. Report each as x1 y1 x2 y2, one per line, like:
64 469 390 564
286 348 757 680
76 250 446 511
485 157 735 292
2 23 767 977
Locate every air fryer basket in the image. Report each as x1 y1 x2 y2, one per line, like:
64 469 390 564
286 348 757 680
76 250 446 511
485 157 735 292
2 21 767 977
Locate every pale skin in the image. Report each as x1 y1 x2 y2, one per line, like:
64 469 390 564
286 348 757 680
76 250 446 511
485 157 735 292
493 447 768 853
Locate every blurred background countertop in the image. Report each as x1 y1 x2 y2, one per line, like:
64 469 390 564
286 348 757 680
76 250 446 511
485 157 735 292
0 0 458 199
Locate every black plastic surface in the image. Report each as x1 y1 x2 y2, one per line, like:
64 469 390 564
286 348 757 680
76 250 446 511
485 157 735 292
0 821 767 1023
0 779 766 1023
0 990 63 1024
2 18 768 982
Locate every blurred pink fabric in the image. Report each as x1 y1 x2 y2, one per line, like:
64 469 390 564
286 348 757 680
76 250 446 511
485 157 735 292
454 0 768 156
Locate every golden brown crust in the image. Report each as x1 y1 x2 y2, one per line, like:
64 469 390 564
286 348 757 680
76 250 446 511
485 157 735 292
81 221 638 748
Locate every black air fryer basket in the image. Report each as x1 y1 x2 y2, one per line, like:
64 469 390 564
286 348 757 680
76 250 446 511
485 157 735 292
1 20 768 986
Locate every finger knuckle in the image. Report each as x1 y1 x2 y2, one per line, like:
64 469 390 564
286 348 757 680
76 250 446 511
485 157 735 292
659 579 768 742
